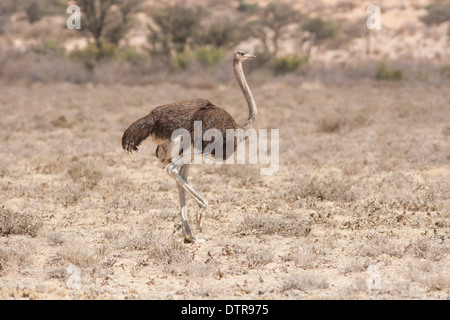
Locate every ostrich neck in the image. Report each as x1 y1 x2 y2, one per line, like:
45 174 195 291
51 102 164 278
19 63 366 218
233 59 257 131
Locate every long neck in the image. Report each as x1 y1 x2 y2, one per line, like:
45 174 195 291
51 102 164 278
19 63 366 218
233 59 257 131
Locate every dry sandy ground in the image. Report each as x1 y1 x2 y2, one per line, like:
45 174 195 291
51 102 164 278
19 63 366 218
0 78 449 299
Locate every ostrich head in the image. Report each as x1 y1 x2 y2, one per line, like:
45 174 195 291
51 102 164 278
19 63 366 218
234 49 256 62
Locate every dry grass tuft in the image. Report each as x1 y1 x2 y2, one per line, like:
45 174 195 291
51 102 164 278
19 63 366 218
245 248 274 268
291 174 357 203
282 274 329 292
0 206 43 237
67 158 104 191
58 241 101 268
0 238 37 274
147 231 215 277
282 240 325 269
237 213 311 237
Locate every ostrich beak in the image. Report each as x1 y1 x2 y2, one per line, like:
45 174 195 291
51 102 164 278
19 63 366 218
246 54 256 59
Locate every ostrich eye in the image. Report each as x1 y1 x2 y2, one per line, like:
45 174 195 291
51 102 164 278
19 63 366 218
240 52 245 56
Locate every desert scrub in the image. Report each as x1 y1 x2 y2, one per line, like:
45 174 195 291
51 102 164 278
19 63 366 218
375 61 405 80
291 174 357 203
0 238 37 274
282 240 326 269
440 64 450 78
272 55 309 76
171 46 224 70
147 231 214 277
282 274 329 292
237 213 311 237
0 206 42 237
245 248 274 268
70 42 118 70
67 158 103 191
147 231 191 265
302 18 341 41
58 241 101 268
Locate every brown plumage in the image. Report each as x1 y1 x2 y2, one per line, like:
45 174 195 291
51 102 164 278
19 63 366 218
121 50 258 243
122 98 240 161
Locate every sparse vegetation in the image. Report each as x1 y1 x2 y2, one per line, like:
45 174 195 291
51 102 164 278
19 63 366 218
0 206 43 237
0 78 448 299
375 61 406 80
171 46 224 70
420 1 450 26
441 64 450 78
283 274 329 292
272 54 309 75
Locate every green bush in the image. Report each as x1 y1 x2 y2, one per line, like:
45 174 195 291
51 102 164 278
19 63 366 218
272 55 309 75
171 47 224 70
236 0 259 14
148 5 203 57
194 47 224 67
375 61 405 81
421 2 450 26
33 38 65 57
415 69 430 81
22 0 66 24
195 16 244 49
302 18 341 41
70 42 117 70
120 47 149 65
440 64 450 78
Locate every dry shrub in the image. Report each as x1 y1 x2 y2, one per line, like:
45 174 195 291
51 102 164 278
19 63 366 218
0 238 36 274
282 239 325 269
282 274 328 292
405 238 448 262
147 231 214 277
340 258 370 274
245 248 273 268
293 174 357 203
67 158 104 190
122 221 194 271
148 233 191 266
409 261 450 292
58 184 85 207
124 227 156 251
213 164 262 188
352 235 403 258
46 230 66 246
223 241 273 269
58 241 101 268
237 213 311 237
0 206 43 237
316 112 371 134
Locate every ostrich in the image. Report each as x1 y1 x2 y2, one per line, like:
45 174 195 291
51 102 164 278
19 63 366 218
122 49 257 243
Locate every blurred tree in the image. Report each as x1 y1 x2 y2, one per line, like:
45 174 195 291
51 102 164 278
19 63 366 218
195 15 246 49
250 2 303 57
75 0 142 48
21 0 66 24
0 0 20 34
24 0 44 24
302 18 340 53
420 1 450 26
236 0 259 14
148 5 203 58
104 0 144 45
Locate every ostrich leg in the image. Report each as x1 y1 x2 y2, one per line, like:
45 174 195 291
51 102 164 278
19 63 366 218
166 159 208 242
165 158 208 209
177 165 195 242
